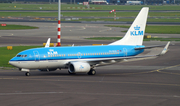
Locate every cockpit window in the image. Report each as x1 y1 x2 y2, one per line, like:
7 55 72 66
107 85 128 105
16 55 27 57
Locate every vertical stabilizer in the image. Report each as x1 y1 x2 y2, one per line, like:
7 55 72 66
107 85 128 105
109 7 149 45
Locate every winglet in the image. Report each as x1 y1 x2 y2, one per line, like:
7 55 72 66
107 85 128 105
159 41 170 56
45 38 51 47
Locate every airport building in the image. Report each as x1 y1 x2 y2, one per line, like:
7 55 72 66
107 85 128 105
7 0 180 4
88 0 179 4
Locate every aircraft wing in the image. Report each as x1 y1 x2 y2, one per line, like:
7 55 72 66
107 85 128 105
85 42 170 66
135 45 166 50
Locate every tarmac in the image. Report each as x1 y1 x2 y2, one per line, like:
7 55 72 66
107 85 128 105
0 22 180 106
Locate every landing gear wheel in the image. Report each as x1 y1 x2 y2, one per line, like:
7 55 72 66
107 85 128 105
88 69 96 75
25 72 30 76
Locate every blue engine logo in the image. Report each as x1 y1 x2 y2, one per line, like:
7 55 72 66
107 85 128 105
130 25 144 36
79 65 84 70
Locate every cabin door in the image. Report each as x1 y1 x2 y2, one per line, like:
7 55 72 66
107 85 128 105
123 48 127 57
33 51 40 61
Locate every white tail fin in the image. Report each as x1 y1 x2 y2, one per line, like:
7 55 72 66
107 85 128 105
109 7 149 45
45 38 51 47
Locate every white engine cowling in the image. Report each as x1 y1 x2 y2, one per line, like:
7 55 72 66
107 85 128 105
68 62 90 73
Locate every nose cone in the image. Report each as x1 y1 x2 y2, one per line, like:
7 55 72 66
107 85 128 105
9 57 19 67
9 61 16 67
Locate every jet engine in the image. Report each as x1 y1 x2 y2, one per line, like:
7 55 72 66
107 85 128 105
39 68 57 72
68 62 90 73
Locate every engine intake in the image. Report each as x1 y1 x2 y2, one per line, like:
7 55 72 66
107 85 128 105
68 62 90 73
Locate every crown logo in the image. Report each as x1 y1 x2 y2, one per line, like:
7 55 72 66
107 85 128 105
49 49 54 51
134 25 140 30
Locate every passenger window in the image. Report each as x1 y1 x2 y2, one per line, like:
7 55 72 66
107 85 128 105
16 55 27 57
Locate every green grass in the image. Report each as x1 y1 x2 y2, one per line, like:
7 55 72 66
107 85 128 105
62 18 180 23
0 12 57 17
0 24 39 30
1 11 180 17
86 37 123 40
0 3 180 10
0 46 42 68
105 25 180 34
86 37 180 41
1 11 180 23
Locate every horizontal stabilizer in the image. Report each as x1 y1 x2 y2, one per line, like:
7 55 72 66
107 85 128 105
135 45 167 50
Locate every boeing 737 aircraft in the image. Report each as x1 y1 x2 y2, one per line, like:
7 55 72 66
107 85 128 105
9 7 170 76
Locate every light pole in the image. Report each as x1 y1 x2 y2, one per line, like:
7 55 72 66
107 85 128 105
57 0 61 46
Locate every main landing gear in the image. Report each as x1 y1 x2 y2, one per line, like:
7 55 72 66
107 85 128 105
88 68 96 75
25 72 30 76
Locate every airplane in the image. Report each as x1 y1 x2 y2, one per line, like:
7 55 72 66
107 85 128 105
9 7 170 76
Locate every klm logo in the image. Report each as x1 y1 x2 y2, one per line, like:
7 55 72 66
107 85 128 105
47 49 58 55
130 25 144 36
79 65 84 70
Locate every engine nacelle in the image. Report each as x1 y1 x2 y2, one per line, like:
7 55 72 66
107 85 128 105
39 68 57 72
68 62 90 73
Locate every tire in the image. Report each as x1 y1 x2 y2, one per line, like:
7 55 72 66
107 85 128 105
88 69 96 75
25 72 30 76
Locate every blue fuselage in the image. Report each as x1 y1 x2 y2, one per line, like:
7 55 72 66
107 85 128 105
10 45 144 61
9 45 144 69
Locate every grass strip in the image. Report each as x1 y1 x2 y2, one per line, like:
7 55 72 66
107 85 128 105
85 37 180 41
105 25 180 34
0 46 42 68
1 4 180 10
0 12 180 17
0 24 38 30
62 18 180 23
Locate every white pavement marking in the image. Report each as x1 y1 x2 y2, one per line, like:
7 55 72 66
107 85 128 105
99 27 112 32
69 26 86 32
0 91 179 98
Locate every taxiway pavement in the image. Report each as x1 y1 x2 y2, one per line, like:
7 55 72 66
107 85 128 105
0 22 177 46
